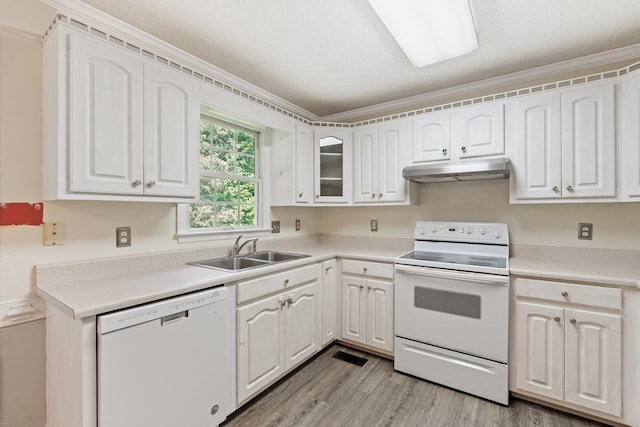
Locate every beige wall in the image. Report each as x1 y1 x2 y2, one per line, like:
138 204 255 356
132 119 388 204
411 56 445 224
316 182 640 250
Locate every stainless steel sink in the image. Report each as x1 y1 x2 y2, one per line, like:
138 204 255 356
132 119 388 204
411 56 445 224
190 256 269 271
189 251 309 272
245 251 309 262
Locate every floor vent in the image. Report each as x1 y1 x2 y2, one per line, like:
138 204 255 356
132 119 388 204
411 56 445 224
332 351 368 367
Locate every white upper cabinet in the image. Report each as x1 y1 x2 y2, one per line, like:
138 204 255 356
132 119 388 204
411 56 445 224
452 102 505 159
509 91 563 200
561 84 615 198
143 62 199 198
354 121 408 203
413 111 451 162
314 128 352 203
43 25 199 201
295 124 314 203
412 102 504 164
67 30 144 196
269 123 313 206
509 83 616 203
622 70 640 199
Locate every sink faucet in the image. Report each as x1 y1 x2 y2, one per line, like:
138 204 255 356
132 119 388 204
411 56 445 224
232 235 258 256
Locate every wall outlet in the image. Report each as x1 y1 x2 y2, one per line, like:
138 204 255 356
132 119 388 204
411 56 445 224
370 219 378 232
43 222 65 246
271 221 280 233
295 219 301 231
116 227 132 247
578 223 593 240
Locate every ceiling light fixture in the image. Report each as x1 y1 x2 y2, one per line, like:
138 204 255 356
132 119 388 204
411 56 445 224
368 0 478 68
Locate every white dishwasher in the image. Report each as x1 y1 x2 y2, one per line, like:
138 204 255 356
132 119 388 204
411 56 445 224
97 287 231 427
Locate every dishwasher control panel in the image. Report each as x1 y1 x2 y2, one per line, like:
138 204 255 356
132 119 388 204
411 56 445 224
97 286 227 334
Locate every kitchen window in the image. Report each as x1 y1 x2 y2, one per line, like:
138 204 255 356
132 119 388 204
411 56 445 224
177 113 267 242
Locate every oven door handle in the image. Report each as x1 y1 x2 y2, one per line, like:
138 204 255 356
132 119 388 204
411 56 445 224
394 264 509 286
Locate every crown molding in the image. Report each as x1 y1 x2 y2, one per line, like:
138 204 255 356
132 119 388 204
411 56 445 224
321 43 640 122
38 0 640 125
41 0 321 122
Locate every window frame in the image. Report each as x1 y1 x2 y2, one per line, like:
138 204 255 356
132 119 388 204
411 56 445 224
176 113 271 243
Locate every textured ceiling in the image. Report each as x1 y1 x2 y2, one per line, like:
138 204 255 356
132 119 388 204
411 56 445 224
12 0 640 118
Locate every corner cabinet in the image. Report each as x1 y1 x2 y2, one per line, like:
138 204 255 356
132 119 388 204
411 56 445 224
622 69 640 200
269 123 315 206
512 277 637 424
322 259 338 345
340 259 394 355
508 83 616 203
43 24 199 201
353 121 411 204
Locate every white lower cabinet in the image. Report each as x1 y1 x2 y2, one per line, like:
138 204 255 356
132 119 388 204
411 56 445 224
236 265 321 405
340 259 394 354
322 259 338 345
513 278 623 419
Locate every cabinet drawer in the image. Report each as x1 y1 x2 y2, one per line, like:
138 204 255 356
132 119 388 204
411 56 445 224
237 263 320 304
342 259 393 280
515 278 621 311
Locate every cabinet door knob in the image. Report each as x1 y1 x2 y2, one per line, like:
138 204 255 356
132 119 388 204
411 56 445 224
298 192 304 198
554 316 561 323
359 285 364 290
287 297 293 305
378 193 382 199
284 279 289 287
566 185 574 192
461 146 467 153
325 266 333 273
552 186 559 193
147 180 156 188
442 148 447 155
132 180 142 187
367 286 371 291
561 291 568 297
371 193 376 199
363 267 368 274
570 318 577 325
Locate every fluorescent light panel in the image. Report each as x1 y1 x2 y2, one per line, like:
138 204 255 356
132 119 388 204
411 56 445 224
368 0 478 68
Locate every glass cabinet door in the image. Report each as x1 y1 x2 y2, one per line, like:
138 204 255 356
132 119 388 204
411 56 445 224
314 129 351 203
319 136 344 197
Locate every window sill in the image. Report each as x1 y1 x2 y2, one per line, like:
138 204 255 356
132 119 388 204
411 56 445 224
176 227 271 244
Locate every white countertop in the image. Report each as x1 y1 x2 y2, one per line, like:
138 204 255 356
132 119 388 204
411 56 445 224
35 239 406 319
509 245 640 288
35 237 640 320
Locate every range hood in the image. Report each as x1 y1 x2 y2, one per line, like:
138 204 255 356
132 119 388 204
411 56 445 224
402 158 510 183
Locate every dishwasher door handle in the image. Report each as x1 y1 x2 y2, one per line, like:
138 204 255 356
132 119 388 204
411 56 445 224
161 310 189 326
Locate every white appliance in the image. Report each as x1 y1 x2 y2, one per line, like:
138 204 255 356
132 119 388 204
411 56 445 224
394 221 510 405
97 287 232 427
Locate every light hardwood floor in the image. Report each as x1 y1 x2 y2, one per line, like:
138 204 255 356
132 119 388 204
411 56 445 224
222 344 608 427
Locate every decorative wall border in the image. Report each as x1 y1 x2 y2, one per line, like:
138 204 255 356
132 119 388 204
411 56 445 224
44 14 640 130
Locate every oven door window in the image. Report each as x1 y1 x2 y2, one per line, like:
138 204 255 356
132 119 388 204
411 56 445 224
415 287 481 319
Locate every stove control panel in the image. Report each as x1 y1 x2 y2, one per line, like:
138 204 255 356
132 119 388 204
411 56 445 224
415 221 509 245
